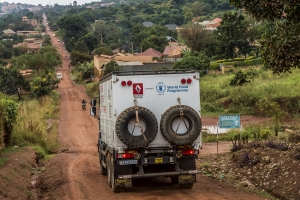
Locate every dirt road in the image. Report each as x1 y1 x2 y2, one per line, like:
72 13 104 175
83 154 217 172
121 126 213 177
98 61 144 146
41 24 269 200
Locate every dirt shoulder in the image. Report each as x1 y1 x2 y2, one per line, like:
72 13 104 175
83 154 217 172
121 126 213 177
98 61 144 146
0 147 38 200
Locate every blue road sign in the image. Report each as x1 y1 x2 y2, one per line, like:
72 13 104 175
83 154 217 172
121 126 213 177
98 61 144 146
219 115 240 128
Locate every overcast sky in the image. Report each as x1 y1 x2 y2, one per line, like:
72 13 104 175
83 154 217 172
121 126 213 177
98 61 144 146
1 0 95 6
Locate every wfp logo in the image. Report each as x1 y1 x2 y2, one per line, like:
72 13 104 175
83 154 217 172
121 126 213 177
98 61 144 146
156 82 166 95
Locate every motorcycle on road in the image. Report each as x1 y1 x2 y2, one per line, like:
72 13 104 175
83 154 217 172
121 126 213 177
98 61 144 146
82 103 86 110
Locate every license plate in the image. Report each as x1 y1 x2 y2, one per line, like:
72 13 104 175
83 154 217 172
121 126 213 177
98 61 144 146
179 175 196 183
155 158 163 164
118 160 138 165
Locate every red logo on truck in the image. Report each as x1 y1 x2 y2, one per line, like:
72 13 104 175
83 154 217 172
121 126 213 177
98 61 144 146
133 83 143 98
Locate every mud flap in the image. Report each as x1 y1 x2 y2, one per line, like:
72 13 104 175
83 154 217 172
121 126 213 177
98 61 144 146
178 174 196 184
114 162 133 187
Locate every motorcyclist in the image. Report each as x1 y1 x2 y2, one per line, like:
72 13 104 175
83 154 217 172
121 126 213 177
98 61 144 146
82 99 87 110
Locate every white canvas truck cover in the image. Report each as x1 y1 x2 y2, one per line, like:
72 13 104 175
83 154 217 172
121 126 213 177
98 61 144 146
99 71 201 152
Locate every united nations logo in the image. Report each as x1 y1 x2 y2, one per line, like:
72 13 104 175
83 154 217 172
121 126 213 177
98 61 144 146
156 82 166 94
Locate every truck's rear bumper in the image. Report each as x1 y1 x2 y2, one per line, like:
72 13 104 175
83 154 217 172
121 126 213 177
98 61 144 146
115 170 198 187
118 169 199 179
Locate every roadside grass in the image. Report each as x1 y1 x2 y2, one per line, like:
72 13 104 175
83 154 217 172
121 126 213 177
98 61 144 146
85 82 99 100
0 158 8 167
0 147 20 167
201 67 300 115
10 91 60 155
202 122 276 143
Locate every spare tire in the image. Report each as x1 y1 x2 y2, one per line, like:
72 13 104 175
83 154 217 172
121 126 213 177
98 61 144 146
116 106 158 148
160 105 202 145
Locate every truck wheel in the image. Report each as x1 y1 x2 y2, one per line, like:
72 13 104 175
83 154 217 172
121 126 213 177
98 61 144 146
160 105 202 145
116 106 158 147
179 183 194 189
106 155 111 187
110 157 120 193
99 149 107 175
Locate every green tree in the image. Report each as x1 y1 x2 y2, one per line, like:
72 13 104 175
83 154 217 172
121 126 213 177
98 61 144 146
43 35 52 46
229 68 258 86
141 35 167 53
0 93 18 145
0 67 30 99
256 97 286 136
178 24 212 53
130 24 176 53
103 61 120 77
230 0 300 74
81 32 98 53
73 41 89 54
182 6 194 23
94 21 122 45
0 40 13 59
73 61 94 81
70 50 93 66
11 46 61 72
30 72 59 97
57 15 87 40
92 46 113 56
79 10 96 23
173 52 210 76
216 12 251 59
190 1 211 17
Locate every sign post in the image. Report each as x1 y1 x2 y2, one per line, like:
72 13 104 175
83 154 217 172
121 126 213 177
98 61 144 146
218 115 241 151
219 115 241 129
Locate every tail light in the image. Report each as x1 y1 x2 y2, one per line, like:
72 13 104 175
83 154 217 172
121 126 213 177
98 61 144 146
116 153 134 159
121 81 126 86
182 149 194 155
181 78 192 84
121 80 132 86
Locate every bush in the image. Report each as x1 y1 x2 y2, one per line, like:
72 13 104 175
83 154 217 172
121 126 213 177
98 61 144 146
0 94 18 146
244 123 264 139
85 82 99 99
33 145 47 159
260 128 272 139
210 62 220 70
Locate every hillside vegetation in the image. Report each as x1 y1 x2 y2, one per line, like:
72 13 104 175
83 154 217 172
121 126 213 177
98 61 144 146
201 67 300 116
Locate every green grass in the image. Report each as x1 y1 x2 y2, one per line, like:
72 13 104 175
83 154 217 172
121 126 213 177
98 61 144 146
85 82 99 99
10 92 60 155
0 147 21 167
201 67 300 115
0 158 8 167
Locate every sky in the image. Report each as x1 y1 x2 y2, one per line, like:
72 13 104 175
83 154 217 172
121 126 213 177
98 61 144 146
1 0 96 6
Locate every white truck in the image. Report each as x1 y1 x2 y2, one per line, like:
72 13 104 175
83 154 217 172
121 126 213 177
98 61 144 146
90 70 202 192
